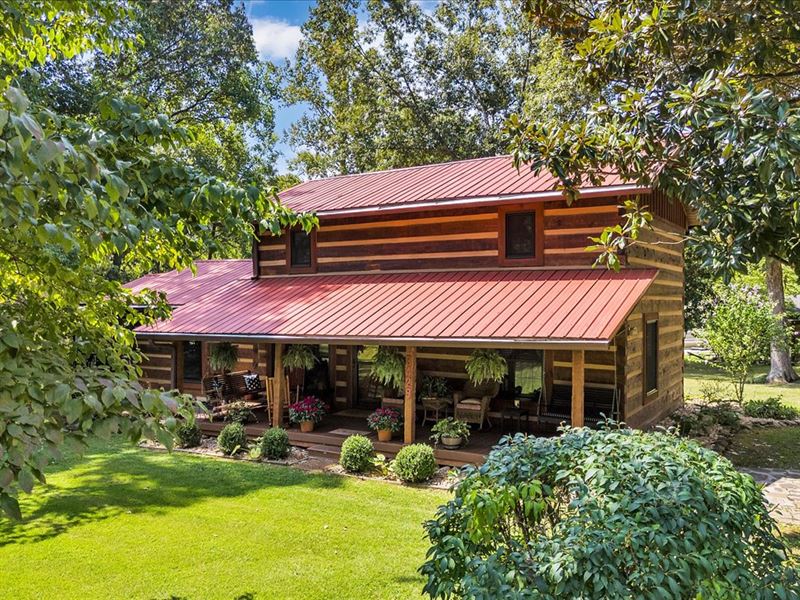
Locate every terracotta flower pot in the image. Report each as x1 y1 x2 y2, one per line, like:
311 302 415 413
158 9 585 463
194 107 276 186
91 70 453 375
377 429 392 442
300 420 315 433
441 435 462 449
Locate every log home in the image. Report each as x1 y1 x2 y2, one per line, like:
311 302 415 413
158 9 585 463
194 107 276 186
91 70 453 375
127 155 687 464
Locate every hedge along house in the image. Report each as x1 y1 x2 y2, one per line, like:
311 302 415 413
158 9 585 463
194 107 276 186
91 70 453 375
127 155 688 464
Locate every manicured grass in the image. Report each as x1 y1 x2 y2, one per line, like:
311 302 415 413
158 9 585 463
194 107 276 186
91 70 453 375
726 427 800 470
684 356 800 409
0 438 446 600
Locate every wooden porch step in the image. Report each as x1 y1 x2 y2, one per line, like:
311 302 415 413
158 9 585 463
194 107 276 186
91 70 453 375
306 444 342 458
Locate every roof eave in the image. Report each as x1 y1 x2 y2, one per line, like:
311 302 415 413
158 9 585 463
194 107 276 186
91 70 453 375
134 330 614 351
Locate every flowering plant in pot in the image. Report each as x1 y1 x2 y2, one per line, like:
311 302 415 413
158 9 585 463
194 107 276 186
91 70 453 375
288 395 327 432
430 417 470 449
367 407 402 442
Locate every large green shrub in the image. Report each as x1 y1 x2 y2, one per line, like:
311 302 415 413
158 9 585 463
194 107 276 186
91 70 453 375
217 422 247 455
176 421 202 448
258 427 290 460
340 435 374 473
392 444 437 483
744 397 800 421
421 425 798 599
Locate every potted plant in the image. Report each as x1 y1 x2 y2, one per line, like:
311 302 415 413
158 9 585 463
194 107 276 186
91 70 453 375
288 395 327 432
283 344 317 371
370 346 404 401
430 417 471 449
367 407 401 442
209 342 238 374
420 376 450 401
465 349 507 385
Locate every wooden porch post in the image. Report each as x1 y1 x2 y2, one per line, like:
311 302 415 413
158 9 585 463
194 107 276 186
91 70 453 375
571 349 585 427
273 343 284 426
403 346 417 444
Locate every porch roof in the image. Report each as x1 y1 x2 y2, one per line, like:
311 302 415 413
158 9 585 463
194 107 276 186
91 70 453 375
134 268 656 349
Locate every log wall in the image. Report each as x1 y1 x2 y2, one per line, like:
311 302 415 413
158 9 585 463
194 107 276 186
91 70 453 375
257 197 624 276
621 215 686 428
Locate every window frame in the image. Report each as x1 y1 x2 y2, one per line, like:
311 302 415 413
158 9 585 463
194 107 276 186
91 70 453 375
642 314 659 398
498 203 544 266
286 227 317 274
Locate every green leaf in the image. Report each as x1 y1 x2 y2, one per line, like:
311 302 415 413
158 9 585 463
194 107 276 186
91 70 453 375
0 493 21 521
4 87 30 115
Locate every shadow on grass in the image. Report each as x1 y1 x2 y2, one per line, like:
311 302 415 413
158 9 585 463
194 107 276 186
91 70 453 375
0 439 343 547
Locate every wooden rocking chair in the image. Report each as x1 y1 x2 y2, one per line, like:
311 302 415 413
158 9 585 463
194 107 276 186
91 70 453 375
266 374 293 426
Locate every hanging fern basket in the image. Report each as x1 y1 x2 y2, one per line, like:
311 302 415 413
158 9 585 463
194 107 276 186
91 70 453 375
283 344 318 371
465 349 507 385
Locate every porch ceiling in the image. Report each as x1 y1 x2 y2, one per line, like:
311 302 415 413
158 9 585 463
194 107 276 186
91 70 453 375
134 269 657 349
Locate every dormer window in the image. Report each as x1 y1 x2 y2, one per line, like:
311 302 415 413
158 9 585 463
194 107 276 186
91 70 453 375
287 228 316 273
499 204 543 266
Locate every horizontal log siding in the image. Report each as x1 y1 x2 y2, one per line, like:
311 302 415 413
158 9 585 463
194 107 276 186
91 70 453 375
551 349 619 390
622 218 685 428
257 197 626 276
138 340 174 390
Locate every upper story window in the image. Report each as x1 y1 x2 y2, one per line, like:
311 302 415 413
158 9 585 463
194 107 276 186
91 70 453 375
287 228 316 273
499 204 543 266
643 316 658 396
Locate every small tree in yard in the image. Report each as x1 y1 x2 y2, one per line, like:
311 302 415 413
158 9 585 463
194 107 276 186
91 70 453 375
701 286 785 404
421 426 799 599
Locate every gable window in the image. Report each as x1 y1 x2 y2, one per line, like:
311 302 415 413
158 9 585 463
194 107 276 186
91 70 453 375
287 228 316 272
499 204 543 266
643 317 658 396
505 212 535 258
183 341 202 382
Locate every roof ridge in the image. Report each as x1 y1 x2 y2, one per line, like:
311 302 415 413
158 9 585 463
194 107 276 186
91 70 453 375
285 154 512 187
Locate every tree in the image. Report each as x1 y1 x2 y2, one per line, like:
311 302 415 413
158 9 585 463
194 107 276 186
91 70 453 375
508 1 800 377
23 0 281 270
0 1 314 519
700 286 785 403
422 426 798 598
282 0 594 177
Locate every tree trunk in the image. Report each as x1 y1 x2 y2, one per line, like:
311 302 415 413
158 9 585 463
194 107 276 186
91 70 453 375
765 257 798 383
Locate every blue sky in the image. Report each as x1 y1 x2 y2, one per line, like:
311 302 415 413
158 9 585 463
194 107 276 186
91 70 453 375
240 1 315 172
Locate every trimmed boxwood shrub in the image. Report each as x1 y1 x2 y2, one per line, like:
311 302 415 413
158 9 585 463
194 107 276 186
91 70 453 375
340 435 374 473
217 422 247 455
259 427 290 460
392 443 437 483
421 425 799 599
176 421 202 448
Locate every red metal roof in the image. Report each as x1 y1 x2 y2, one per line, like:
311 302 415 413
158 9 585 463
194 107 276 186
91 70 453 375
134 269 656 348
279 155 636 214
125 260 251 306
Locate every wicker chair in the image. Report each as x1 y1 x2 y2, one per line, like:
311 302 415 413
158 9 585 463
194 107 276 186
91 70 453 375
453 381 500 430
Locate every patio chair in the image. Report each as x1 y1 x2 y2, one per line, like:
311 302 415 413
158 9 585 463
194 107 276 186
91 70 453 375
453 381 499 430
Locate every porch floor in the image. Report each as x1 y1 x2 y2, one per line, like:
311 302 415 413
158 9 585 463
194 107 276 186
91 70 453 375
197 408 558 467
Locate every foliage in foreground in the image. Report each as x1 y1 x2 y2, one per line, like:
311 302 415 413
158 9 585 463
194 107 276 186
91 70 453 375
340 435 375 474
421 426 799 599
0 1 315 519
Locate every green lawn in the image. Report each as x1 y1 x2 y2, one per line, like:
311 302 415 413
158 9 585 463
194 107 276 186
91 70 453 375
725 427 800 470
0 438 446 600
684 356 800 409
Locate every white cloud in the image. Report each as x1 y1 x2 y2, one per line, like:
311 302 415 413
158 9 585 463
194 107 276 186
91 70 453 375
250 17 302 61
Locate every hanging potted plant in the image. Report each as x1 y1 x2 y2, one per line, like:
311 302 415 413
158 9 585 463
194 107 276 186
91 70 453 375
283 344 317 371
430 417 471 449
370 346 404 401
367 407 401 442
465 349 507 385
209 342 238 374
288 395 327 433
